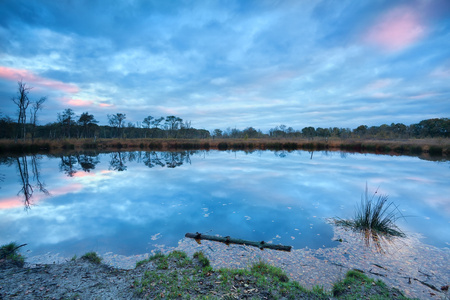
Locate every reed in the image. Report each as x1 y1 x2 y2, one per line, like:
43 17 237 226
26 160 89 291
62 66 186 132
334 186 405 238
0 242 25 267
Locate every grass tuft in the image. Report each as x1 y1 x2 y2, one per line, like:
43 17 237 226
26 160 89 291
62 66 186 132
335 185 405 238
193 251 210 268
333 185 406 253
250 260 289 283
81 251 102 264
0 242 25 267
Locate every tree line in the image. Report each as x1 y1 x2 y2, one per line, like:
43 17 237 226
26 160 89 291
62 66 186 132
208 118 449 140
1 81 449 140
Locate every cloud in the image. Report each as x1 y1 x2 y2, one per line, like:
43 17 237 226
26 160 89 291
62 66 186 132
0 1 449 130
0 66 79 93
364 6 426 52
64 98 94 107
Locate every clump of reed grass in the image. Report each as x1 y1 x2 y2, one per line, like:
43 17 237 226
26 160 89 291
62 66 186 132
81 251 102 264
333 185 405 251
0 242 26 267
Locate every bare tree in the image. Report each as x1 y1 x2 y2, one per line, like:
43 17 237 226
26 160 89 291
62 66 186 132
12 80 32 141
30 97 46 142
107 113 126 138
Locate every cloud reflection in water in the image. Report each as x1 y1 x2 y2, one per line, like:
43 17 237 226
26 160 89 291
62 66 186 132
0 150 449 260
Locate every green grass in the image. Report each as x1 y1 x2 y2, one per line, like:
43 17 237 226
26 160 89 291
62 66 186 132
333 270 410 299
133 251 413 299
0 242 25 267
1 246 413 299
334 185 405 239
193 251 210 267
80 251 102 264
134 252 322 299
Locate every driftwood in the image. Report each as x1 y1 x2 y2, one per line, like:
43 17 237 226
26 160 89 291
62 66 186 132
185 232 292 252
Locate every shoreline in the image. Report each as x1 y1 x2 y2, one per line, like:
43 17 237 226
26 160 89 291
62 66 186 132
0 248 419 300
1 137 449 160
15 228 450 300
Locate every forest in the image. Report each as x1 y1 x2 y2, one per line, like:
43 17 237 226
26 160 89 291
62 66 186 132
1 81 449 141
1 107 448 141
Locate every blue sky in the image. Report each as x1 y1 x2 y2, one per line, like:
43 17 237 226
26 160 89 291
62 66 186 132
0 0 449 131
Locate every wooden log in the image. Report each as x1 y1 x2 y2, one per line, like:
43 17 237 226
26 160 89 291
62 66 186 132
185 232 292 252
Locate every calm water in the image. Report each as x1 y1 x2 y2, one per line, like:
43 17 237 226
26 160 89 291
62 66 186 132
0 150 449 260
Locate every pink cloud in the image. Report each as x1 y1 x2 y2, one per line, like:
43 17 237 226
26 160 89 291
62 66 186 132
0 66 79 93
0 182 83 210
0 197 23 209
72 172 97 178
365 6 426 52
99 103 113 107
67 98 94 107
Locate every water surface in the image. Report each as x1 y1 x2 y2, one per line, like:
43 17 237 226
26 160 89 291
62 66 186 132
0 150 449 260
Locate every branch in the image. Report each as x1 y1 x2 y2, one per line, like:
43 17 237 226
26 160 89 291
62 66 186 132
185 232 292 252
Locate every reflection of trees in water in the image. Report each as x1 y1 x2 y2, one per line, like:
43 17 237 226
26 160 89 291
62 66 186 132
143 151 193 168
59 153 100 176
107 151 195 170
15 155 49 210
59 155 78 177
165 151 192 168
77 153 100 172
109 152 127 171
143 151 165 168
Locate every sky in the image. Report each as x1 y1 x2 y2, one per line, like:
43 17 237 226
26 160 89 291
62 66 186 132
0 0 449 132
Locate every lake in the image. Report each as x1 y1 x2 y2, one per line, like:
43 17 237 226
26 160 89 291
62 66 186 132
1 150 449 259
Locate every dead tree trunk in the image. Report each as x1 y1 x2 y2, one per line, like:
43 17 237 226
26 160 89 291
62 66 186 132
185 232 292 252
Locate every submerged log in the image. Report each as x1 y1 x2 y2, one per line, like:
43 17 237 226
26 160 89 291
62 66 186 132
185 232 292 252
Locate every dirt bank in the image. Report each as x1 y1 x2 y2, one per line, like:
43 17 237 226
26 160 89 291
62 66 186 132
0 252 415 300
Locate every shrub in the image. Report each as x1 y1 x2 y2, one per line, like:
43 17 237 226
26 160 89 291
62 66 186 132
81 251 102 264
428 146 443 156
217 142 228 150
0 242 26 267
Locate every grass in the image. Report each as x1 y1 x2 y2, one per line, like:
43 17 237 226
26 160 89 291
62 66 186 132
0 242 25 267
80 251 102 264
0 137 448 160
134 252 318 299
1 246 413 299
333 186 406 252
193 251 210 267
133 251 412 299
356 187 404 237
332 270 410 299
